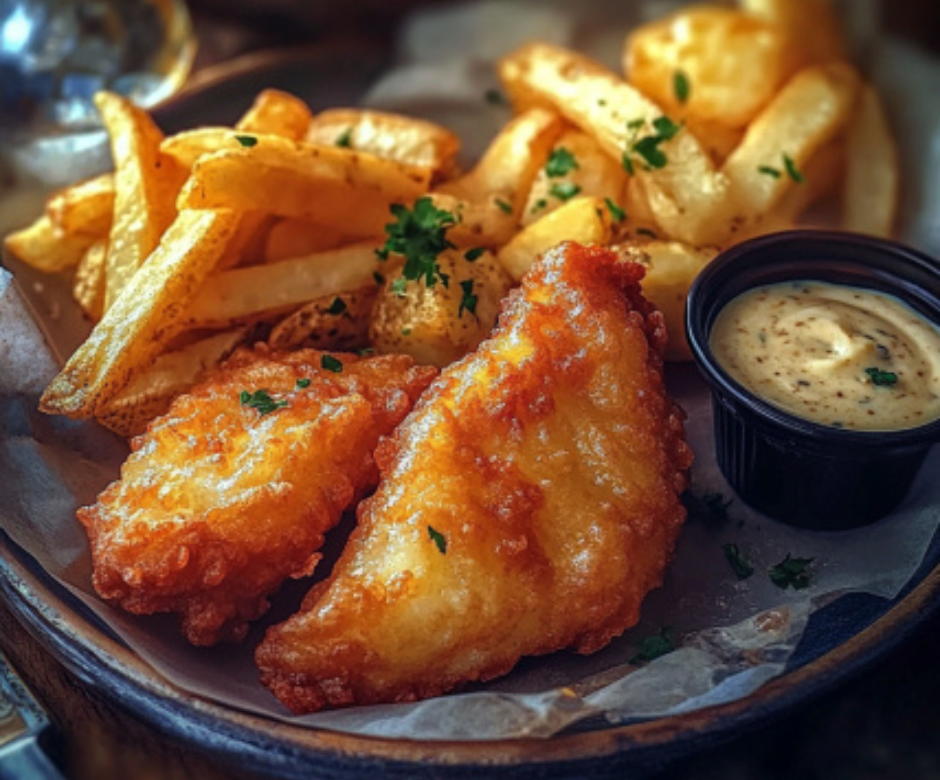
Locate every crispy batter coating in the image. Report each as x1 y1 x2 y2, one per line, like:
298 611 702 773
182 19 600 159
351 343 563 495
256 242 693 713
78 346 436 646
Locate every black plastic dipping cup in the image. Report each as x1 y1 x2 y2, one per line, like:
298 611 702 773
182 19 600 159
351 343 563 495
685 231 940 531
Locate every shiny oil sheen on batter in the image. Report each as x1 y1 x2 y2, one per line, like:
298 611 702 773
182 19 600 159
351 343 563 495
709 280 940 431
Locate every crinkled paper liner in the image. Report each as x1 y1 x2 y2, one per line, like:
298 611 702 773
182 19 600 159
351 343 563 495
1 0 939 742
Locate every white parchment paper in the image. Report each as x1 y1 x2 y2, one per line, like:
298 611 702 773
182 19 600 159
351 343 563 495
1 0 939 741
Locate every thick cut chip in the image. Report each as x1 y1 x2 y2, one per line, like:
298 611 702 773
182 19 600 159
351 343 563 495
177 136 430 238
842 84 898 238
721 62 858 240
3 215 97 273
306 108 460 180
268 287 378 352
256 242 692 713
184 241 382 329
40 210 239 418
73 240 108 322
498 195 612 281
78 346 437 645
741 0 846 69
46 173 115 239
624 6 796 129
95 91 185 311
498 43 730 246
235 88 313 138
263 217 348 264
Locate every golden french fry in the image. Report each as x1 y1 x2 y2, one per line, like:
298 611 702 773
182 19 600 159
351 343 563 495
95 91 186 310
686 119 746 165
499 43 731 246
97 328 246 437
618 240 717 361
497 195 613 281
436 107 563 223
235 88 313 138
40 209 239 418
370 249 512 367
740 0 847 69
184 241 382 329
842 84 898 238
721 63 859 234
73 240 108 322
263 217 348 264
268 286 378 351
306 109 461 180
522 129 628 226
3 215 96 273
624 6 795 129
46 173 114 238
176 137 430 239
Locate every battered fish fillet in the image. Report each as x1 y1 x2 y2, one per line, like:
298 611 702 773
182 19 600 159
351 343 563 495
78 346 436 646
256 241 693 712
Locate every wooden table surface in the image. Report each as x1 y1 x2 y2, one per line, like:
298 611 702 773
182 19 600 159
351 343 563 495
3 1 940 778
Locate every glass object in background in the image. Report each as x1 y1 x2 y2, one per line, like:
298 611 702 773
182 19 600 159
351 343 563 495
0 0 194 232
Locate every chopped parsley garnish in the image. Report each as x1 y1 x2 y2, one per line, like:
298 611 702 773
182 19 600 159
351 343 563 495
549 181 581 201
722 543 754 580
636 227 658 239
458 279 478 318
428 525 447 554
622 116 682 172
531 197 548 213
357 347 375 357
783 153 804 183
321 355 343 373
325 297 347 315
494 198 513 214
391 277 408 297
376 197 457 288
464 247 485 262
484 88 505 105
758 165 782 178
865 367 898 386
335 127 353 148
295 378 311 389
604 197 626 222
239 389 287 415
545 147 579 178
674 70 691 104
401 328 412 336
683 489 733 526
630 627 675 664
769 554 813 590
234 134 257 148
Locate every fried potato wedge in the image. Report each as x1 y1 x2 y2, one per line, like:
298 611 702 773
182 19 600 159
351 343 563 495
522 129 628 226
73 240 108 322
235 88 313 138
371 248 512 367
741 0 846 69
842 83 898 238
624 6 795 129
268 286 378 352
435 107 564 242
185 241 382 329
3 214 97 273
40 209 239 418
177 137 430 239
96 92 187 311
46 173 115 239
96 328 246 437
721 62 859 237
306 109 460 180
499 43 730 246
617 240 717 361
498 195 613 281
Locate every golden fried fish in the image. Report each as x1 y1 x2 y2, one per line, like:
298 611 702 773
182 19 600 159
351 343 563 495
256 242 693 712
78 346 436 646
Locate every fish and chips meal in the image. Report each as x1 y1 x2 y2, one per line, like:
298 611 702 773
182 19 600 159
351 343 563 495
3 0 899 713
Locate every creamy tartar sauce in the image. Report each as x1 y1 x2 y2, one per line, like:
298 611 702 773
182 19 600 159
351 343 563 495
709 281 940 431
